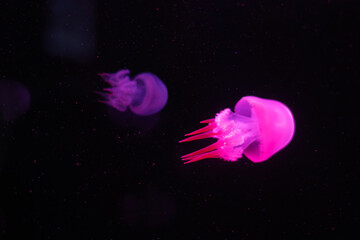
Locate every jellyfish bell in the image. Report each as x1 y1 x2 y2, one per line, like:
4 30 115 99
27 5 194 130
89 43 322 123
180 96 295 164
98 69 168 116
234 96 295 162
129 72 168 116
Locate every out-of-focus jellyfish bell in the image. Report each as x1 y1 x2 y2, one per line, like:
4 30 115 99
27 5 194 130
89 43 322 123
0 80 31 122
98 69 168 116
180 96 295 164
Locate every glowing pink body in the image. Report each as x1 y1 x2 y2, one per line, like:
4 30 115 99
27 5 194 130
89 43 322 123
180 96 295 164
98 69 168 116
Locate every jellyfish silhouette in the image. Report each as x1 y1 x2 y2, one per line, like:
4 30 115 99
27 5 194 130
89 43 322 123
98 69 168 116
180 96 295 164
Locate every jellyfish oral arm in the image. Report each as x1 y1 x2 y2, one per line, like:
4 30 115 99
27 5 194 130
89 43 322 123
214 109 260 161
97 69 138 111
180 108 260 164
98 69 131 84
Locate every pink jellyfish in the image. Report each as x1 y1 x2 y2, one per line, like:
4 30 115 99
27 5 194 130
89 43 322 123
98 69 168 116
180 96 295 164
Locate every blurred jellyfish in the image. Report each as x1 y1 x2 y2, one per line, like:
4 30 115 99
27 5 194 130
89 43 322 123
44 0 96 62
0 80 31 122
180 96 295 164
98 69 168 116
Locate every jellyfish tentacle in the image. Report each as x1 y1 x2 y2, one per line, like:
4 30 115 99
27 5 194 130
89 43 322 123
200 119 215 124
184 123 216 136
115 69 130 82
180 119 221 162
179 132 217 143
97 73 111 82
181 142 221 159
183 150 221 164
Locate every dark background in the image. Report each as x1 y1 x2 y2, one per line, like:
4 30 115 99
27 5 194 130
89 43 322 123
0 0 359 239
